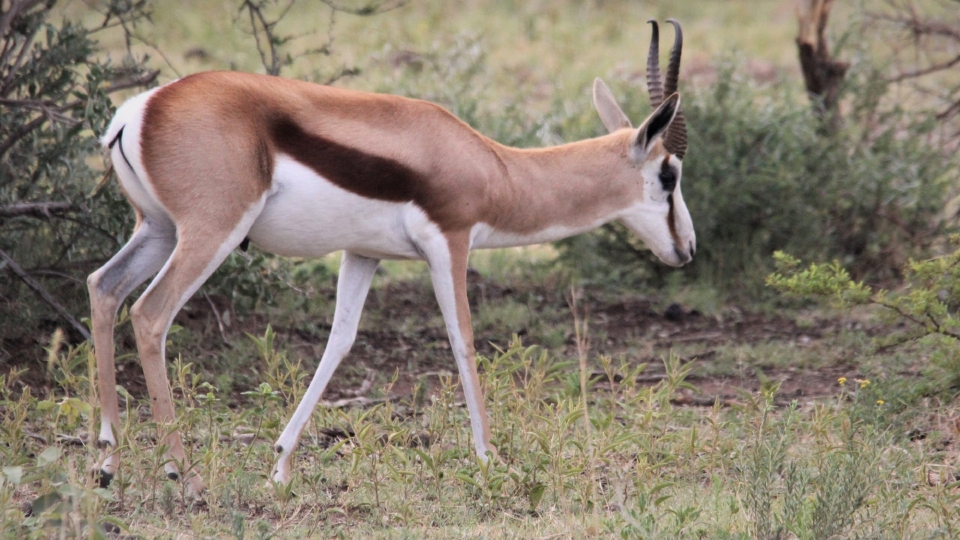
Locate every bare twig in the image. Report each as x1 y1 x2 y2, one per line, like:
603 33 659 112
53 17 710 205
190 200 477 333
319 395 399 408
339 367 376 398
105 69 160 94
203 292 230 345
321 65 361 85
238 0 406 77
885 55 960 84
938 99 960 122
318 0 409 15
125 32 182 78
0 247 91 341
0 202 73 219
240 0 297 76
29 270 87 285
865 1 960 123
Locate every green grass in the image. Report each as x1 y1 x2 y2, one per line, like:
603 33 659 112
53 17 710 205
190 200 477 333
1 250 956 537
58 0 867 132
77 0 809 89
3 329 960 538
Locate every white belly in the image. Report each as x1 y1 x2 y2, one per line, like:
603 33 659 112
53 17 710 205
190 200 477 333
248 155 424 260
470 221 605 250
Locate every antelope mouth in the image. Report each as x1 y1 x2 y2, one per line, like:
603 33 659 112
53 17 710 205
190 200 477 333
672 243 693 266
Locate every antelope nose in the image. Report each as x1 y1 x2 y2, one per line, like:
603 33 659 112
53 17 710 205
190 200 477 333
690 240 696 256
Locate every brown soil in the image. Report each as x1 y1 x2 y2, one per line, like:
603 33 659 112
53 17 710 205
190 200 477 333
199 274 868 407
5 271 880 408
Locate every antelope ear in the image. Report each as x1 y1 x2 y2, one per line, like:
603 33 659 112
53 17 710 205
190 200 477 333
633 93 680 154
593 78 632 133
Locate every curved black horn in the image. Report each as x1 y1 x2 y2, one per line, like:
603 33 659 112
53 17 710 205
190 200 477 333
646 19 663 108
663 18 687 159
663 19 683 96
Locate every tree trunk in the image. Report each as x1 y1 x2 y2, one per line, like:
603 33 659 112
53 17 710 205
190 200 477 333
796 0 850 131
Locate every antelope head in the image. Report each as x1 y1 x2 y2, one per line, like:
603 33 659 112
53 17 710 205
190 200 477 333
592 19 694 267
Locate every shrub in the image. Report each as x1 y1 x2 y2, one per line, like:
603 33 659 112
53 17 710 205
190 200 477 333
0 2 153 346
0 2 293 357
556 61 956 295
768 245 960 396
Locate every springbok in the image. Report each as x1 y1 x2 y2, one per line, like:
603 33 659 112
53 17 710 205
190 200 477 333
89 19 693 496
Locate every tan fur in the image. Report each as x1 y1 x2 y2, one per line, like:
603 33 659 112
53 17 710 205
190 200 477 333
139 71 656 237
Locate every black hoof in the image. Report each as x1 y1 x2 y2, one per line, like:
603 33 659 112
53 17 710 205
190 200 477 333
275 444 283 454
97 470 114 489
167 471 179 481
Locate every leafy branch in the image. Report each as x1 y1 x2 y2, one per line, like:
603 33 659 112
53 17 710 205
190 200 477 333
1 0 158 341
0 1 158 160
767 248 960 350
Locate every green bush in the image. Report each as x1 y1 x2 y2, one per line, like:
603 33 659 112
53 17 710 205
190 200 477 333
0 2 294 356
0 2 151 344
768 246 960 396
557 61 956 295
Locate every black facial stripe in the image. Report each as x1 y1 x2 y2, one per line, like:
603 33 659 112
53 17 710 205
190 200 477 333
666 194 680 245
659 156 677 192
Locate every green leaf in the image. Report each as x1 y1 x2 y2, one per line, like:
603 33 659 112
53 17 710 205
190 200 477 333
30 491 62 514
412 448 433 468
93 487 116 502
2 465 23 485
455 472 483 490
528 482 546 511
36 400 58 411
37 446 61 467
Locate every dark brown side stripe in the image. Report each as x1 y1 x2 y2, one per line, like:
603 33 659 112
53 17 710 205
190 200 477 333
269 116 422 203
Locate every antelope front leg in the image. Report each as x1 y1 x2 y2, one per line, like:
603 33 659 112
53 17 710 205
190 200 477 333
272 252 380 485
424 231 495 460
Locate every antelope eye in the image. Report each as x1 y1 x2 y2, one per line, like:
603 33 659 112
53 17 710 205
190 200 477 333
659 167 677 192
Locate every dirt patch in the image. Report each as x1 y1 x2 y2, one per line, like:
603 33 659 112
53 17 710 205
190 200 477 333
5 272 880 407
257 275 867 406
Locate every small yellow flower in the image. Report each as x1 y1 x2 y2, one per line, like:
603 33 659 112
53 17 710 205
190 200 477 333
877 400 885 405
838 377 847 386
859 379 870 389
